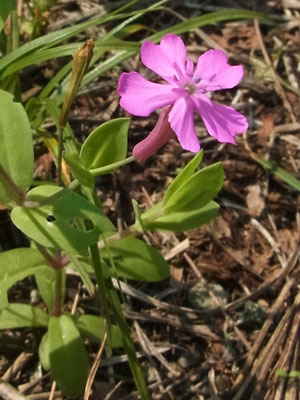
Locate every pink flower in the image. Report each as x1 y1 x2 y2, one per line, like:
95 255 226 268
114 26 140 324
118 33 248 159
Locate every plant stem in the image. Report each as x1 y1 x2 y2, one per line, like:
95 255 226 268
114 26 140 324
52 266 63 316
57 125 64 186
68 156 136 190
0 162 25 205
10 8 19 52
107 281 151 400
35 244 65 316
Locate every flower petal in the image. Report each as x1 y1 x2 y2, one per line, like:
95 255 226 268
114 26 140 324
193 95 248 143
194 49 244 91
168 97 200 152
118 72 177 116
141 34 186 82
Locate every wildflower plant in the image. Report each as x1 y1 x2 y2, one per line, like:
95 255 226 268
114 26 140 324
0 2 252 398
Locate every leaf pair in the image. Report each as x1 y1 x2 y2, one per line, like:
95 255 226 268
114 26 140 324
140 152 224 232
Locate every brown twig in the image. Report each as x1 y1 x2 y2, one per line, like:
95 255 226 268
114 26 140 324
84 330 108 400
232 278 295 399
0 382 28 400
2 352 33 383
254 19 296 123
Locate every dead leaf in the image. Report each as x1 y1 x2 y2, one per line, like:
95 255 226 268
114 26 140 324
246 185 265 216
214 216 231 239
258 113 275 144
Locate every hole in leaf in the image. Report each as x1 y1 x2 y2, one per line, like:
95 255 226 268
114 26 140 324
68 218 77 228
85 219 94 232
46 215 56 223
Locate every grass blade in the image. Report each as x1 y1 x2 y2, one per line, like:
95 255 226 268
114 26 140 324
257 158 300 191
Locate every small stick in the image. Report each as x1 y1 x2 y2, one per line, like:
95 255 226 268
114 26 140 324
232 278 295 399
48 382 56 400
103 381 124 400
84 330 108 400
2 352 33 383
254 19 296 123
0 382 28 400
134 321 178 376
134 321 165 395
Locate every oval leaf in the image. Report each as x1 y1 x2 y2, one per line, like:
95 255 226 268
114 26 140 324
11 185 115 255
49 314 89 398
0 303 49 329
0 89 34 204
75 314 122 347
143 200 220 232
64 152 94 188
80 118 129 170
39 332 51 370
36 268 66 313
163 151 203 205
164 162 224 213
103 236 170 282
0 248 49 308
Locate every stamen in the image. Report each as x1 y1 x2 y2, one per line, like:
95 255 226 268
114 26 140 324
184 83 196 94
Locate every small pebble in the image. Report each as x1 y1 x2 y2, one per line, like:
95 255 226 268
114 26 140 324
177 352 199 368
188 282 228 309
30 289 41 305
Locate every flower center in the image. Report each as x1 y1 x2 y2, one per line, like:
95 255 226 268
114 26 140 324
183 82 196 94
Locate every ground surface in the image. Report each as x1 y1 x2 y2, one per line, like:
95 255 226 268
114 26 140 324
1 1 300 399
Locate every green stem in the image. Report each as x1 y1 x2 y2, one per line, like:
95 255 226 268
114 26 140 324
52 267 63 316
57 125 64 186
35 244 65 316
0 162 25 205
6 5 19 54
68 156 136 190
10 9 19 52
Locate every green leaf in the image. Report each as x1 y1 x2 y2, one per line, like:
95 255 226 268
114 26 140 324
2 41 140 78
0 0 14 32
67 254 95 296
44 1 166 102
163 151 203 205
103 236 170 281
0 10 134 73
164 162 224 213
148 9 275 42
0 303 49 329
39 332 51 370
276 369 300 378
36 268 66 313
132 198 144 233
75 314 122 347
257 158 300 191
0 248 49 308
80 118 130 171
48 314 89 398
143 200 220 232
0 89 33 204
141 160 223 232
64 152 94 188
11 185 115 255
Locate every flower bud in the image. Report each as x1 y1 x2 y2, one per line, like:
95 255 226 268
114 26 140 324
133 106 175 161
